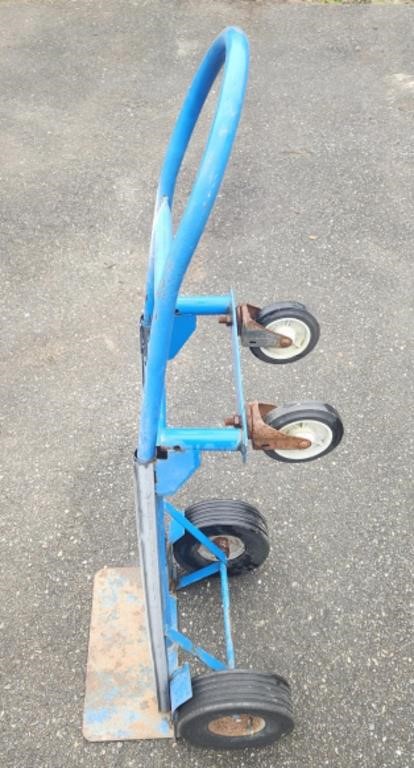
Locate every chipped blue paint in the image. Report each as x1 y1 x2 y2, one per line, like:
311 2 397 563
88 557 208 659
159 717 172 736
84 707 113 726
123 710 142 724
101 682 121 704
170 663 192 712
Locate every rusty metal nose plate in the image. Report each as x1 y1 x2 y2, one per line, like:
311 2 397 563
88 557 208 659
83 567 173 741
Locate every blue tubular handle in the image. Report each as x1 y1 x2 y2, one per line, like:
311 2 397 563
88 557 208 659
138 28 249 463
143 27 249 324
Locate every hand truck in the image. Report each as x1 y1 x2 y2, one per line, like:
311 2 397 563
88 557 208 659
134 26 344 750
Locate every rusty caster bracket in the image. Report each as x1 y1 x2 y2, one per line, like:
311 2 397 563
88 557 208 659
219 304 292 350
225 401 311 452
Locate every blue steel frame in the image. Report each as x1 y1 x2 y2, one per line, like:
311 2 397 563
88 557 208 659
135 28 250 714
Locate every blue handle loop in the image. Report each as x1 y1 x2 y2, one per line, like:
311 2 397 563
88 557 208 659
159 27 248 226
139 27 249 462
144 26 249 323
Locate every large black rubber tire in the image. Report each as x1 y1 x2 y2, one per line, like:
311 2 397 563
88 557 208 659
250 301 320 364
175 670 294 749
264 401 344 462
173 499 269 576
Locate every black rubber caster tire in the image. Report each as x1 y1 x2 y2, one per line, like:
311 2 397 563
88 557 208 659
175 670 294 749
264 401 344 462
250 301 320 364
173 499 269 575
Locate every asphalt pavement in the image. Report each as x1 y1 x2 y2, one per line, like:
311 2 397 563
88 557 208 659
1 1 413 767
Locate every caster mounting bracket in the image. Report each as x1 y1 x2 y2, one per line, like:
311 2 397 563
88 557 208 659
225 401 311 452
219 304 292 349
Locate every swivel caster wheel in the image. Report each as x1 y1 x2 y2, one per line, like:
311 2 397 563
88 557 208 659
264 401 344 462
175 670 294 749
173 500 269 575
250 301 319 364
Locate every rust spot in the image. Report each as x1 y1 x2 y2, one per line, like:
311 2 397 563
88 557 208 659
224 402 311 452
236 304 292 349
83 567 173 742
208 714 266 736
247 401 311 451
211 536 230 557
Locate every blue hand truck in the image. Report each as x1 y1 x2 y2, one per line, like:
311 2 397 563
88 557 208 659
134 27 344 750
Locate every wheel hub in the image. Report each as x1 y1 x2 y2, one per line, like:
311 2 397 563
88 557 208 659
208 714 266 737
198 535 246 562
274 419 333 459
261 318 311 360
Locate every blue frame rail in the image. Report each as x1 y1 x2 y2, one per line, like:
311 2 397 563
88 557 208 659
135 27 250 714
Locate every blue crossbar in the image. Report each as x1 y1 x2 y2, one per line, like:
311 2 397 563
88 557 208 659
166 628 227 671
176 295 231 315
159 427 241 453
177 562 221 590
